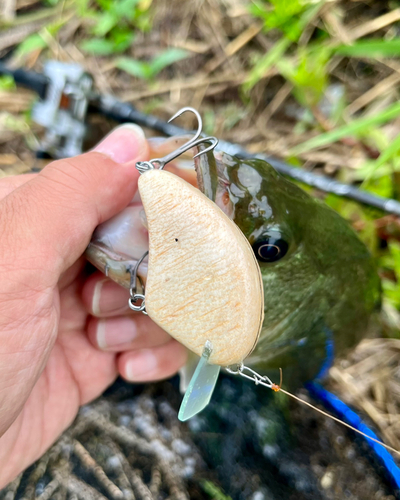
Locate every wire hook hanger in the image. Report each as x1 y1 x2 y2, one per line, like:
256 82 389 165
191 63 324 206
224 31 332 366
136 107 218 174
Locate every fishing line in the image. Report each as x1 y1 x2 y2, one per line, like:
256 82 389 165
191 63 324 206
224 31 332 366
228 365 400 458
276 386 400 457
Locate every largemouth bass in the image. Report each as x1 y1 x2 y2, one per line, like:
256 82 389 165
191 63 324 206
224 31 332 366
196 146 381 387
86 136 381 389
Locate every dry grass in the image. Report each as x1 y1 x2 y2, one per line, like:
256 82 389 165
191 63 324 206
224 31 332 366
331 338 400 454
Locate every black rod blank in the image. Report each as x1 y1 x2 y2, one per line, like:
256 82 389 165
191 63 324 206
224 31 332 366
97 94 400 217
2 61 400 216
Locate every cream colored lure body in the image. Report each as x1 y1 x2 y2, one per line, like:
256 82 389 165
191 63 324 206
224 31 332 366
139 168 264 367
86 107 265 420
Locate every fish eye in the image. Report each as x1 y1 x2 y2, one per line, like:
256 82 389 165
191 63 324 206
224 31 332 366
252 237 288 263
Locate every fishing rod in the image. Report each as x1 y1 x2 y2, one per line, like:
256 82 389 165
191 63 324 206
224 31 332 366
98 94 400 215
2 59 400 217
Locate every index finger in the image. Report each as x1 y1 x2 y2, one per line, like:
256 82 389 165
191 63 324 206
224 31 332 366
0 173 37 201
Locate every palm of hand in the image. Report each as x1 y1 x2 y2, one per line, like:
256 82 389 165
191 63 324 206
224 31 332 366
0 258 117 482
0 137 188 487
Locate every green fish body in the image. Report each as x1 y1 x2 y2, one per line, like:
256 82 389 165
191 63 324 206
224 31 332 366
195 149 381 387
87 138 381 388
86 139 389 497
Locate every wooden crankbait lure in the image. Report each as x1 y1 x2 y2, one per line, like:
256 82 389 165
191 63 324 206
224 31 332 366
87 108 264 420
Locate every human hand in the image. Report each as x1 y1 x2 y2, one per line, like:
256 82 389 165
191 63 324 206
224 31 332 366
0 125 187 487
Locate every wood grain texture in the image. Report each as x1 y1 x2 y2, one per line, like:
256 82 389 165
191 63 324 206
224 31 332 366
139 169 264 366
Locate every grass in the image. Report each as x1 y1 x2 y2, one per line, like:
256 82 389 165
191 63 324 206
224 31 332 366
244 0 400 311
201 480 233 500
290 101 400 156
115 48 189 80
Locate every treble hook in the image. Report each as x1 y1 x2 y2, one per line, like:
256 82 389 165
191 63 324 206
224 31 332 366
136 107 218 174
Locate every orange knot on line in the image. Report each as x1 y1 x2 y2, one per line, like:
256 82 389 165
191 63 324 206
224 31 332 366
271 368 283 392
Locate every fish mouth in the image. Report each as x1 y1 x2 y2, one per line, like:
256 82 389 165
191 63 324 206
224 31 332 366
86 135 233 288
194 143 234 219
145 136 233 216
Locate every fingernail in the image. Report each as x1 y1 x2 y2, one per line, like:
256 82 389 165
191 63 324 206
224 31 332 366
92 279 130 316
93 124 147 164
125 350 158 381
96 317 138 349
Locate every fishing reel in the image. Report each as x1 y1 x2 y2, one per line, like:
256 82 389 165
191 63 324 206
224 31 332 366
31 61 94 160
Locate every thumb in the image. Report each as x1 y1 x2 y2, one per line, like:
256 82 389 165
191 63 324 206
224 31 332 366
0 124 149 281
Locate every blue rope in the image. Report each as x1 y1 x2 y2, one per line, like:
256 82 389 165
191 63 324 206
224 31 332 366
305 330 400 493
314 328 335 380
306 381 400 493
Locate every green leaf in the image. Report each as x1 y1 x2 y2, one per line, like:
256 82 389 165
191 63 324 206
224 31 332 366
244 1 324 92
291 101 400 155
249 0 312 36
94 0 112 10
336 39 400 58
115 57 151 79
371 131 400 169
91 11 118 36
114 0 141 19
248 1 272 23
116 49 188 80
363 174 393 199
388 241 400 282
244 37 291 91
382 279 400 311
380 240 400 311
355 131 400 183
150 48 189 75
16 33 48 57
201 480 232 500
277 47 331 108
15 20 64 58
110 29 134 52
80 38 117 55
0 75 15 90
